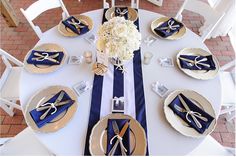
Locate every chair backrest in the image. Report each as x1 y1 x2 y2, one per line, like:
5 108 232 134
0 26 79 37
20 0 69 39
0 49 23 92
103 0 139 8
175 0 225 42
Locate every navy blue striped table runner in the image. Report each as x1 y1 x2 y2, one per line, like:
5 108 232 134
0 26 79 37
84 9 149 155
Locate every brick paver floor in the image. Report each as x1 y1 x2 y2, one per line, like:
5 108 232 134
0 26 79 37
0 0 235 149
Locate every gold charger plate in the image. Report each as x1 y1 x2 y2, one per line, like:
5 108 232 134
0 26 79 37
176 48 220 80
105 6 138 22
24 43 67 74
24 86 78 133
151 17 186 40
164 90 216 138
89 113 147 155
58 15 93 37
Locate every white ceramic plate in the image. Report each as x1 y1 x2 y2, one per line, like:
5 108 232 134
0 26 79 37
151 17 186 40
89 113 147 155
105 6 138 22
24 86 78 133
164 90 217 138
58 15 93 37
24 43 67 74
176 48 220 80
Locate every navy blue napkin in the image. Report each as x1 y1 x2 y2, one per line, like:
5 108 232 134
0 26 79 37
26 50 64 66
179 55 216 70
168 93 214 134
154 18 183 38
62 16 89 35
106 119 130 155
30 90 75 128
115 7 128 20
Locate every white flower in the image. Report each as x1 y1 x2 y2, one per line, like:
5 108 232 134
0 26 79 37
97 17 141 61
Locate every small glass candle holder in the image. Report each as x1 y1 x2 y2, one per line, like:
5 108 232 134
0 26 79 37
143 52 153 65
83 51 93 64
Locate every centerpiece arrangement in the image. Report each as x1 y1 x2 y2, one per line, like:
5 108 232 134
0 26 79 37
95 16 141 74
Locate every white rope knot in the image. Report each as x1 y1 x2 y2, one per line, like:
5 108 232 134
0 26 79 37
33 52 57 62
110 135 127 152
168 20 179 30
193 56 210 69
156 19 180 33
116 8 128 16
37 102 58 115
185 111 205 128
68 18 86 29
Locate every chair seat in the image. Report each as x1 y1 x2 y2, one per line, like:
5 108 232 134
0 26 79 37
220 71 235 105
0 128 53 156
188 136 234 156
0 67 22 100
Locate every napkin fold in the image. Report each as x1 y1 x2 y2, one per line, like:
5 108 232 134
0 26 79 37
30 90 75 128
179 55 216 70
168 93 214 134
115 7 129 20
106 119 130 155
62 16 89 35
27 50 64 66
154 17 183 38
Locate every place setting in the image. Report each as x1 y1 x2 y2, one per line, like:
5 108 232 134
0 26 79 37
24 85 78 132
163 89 217 138
89 96 147 156
105 6 138 22
58 15 93 37
176 48 220 80
151 17 186 40
24 43 68 74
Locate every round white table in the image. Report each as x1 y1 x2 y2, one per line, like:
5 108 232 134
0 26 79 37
20 9 222 155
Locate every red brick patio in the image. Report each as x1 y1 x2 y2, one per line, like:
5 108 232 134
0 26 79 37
0 0 235 148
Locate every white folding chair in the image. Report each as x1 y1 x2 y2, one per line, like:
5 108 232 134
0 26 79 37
0 49 23 116
0 128 53 156
175 0 225 42
20 0 69 39
219 60 235 121
188 135 235 156
103 0 139 8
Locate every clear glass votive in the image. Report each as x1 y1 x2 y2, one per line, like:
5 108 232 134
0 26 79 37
83 51 93 64
143 52 153 65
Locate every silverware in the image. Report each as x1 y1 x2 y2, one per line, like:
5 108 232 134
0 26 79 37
178 95 207 128
178 56 210 69
36 100 72 111
108 121 129 156
174 104 208 122
32 52 60 63
38 91 65 120
113 121 127 156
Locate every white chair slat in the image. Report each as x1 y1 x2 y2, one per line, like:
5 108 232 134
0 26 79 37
20 0 69 39
0 49 23 116
175 0 225 42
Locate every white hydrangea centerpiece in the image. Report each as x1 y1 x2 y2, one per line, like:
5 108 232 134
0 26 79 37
97 16 141 62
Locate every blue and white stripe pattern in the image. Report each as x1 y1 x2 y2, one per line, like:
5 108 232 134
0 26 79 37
84 9 149 155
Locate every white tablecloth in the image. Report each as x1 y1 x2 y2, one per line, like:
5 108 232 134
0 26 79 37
20 9 222 155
